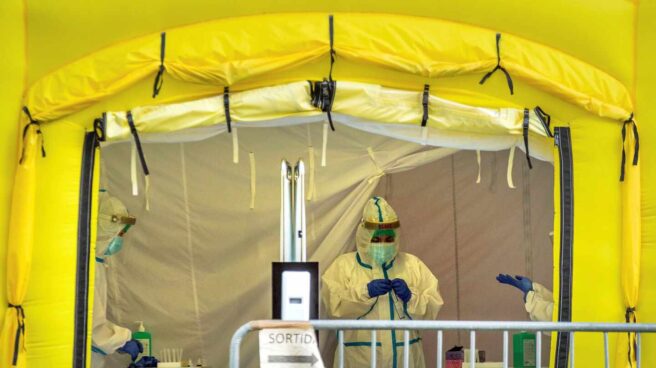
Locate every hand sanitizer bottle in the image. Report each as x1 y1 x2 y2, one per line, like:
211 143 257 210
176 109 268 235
133 321 152 358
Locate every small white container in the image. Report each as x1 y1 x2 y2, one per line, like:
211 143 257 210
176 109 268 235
157 363 182 368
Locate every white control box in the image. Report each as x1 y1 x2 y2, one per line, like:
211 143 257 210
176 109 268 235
281 271 311 320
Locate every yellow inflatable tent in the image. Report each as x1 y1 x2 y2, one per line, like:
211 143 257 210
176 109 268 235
0 1 654 367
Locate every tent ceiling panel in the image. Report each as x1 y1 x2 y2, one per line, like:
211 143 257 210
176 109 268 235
26 1 634 88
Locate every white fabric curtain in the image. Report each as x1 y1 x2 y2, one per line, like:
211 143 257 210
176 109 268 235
100 123 454 367
100 122 552 367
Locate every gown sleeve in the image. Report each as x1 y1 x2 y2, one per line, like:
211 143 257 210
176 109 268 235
404 258 444 320
321 254 378 318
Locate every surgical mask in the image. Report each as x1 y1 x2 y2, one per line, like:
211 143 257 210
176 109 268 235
369 244 396 266
103 224 131 256
103 236 124 256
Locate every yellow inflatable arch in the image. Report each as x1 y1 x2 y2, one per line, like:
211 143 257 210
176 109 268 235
0 1 654 367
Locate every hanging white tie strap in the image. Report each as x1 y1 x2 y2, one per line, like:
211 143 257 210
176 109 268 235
476 150 482 184
507 146 516 189
421 126 429 145
249 152 256 209
232 127 239 164
420 84 430 145
131 141 138 196
321 122 328 167
307 146 316 201
126 111 151 209
144 175 151 211
367 147 385 184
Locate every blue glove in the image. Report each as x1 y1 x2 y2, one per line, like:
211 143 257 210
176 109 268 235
391 278 412 303
367 279 392 298
496 274 533 300
130 356 159 368
117 339 143 362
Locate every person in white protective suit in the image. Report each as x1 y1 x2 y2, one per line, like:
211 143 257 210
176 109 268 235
322 196 444 368
496 231 555 322
92 191 143 367
496 274 554 322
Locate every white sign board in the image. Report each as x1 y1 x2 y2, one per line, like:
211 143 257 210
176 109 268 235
259 328 325 367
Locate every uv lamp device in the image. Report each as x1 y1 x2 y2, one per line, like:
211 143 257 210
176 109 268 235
272 262 319 320
274 160 318 320
281 271 311 320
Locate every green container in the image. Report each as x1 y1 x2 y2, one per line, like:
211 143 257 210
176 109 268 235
133 321 152 358
513 332 536 368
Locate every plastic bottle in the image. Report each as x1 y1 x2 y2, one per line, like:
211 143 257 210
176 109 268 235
513 331 536 368
133 321 152 358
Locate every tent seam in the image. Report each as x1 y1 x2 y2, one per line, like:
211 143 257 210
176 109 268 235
449 155 462 344
179 143 206 359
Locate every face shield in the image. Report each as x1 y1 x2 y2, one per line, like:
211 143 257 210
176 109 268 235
368 228 398 265
356 196 400 266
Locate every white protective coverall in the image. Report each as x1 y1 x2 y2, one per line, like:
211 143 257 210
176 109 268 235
322 196 444 368
92 192 132 367
525 282 554 322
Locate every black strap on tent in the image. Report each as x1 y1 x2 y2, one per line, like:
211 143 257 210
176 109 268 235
152 32 166 98
479 33 514 95
20 106 46 164
421 84 430 127
632 119 640 166
534 106 553 137
522 108 533 169
625 307 637 368
308 15 338 131
620 113 639 182
8 303 25 366
328 14 336 81
307 80 315 99
223 87 232 133
93 113 106 143
310 79 337 131
126 111 150 177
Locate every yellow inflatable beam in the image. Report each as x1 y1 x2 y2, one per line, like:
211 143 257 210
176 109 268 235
24 13 633 123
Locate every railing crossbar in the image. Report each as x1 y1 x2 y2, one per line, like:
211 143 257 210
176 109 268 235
229 320 656 368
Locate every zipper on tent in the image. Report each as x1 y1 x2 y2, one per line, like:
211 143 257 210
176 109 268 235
73 132 99 368
553 127 574 368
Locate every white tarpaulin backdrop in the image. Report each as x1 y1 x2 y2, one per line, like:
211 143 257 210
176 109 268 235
99 122 552 367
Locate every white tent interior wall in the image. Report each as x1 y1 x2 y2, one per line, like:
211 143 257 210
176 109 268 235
98 122 553 367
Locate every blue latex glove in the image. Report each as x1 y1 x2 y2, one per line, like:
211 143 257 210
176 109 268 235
367 279 392 298
391 278 412 303
117 339 143 362
130 356 159 368
496 274 533 300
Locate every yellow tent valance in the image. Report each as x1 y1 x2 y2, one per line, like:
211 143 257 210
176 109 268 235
24 13 632 123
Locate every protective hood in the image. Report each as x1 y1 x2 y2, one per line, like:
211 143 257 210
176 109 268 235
355 196 401 266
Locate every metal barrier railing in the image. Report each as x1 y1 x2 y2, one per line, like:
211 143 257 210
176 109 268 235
229 320 656 368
